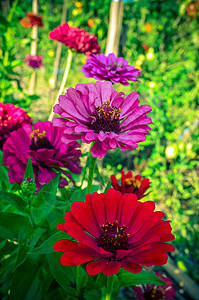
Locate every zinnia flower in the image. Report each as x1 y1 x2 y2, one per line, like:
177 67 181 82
49 22 100 57
53 81 152 158
82 53 142 86
20 12 43 28
3 121 81 191
133 272 176 300
0 103 32 149
24 55 43 69
54 189 175 276
111 170 151 199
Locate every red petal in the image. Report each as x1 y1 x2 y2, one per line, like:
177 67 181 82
118 193 137 227
53 239 78 252
103 260 122 276
122 261 142 274
91 192 106 226
104 189 121 223
86 258 108 275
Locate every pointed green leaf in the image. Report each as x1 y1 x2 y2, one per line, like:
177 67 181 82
10 258 41 300
0 212 32 240
0 191 26 213
24 157 34 180
47 252 76 290
32 173 60 225
118 270 166 287
29 231 72 254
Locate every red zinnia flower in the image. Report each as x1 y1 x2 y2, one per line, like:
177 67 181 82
111 170 151 199
0 103 32 149
20 12 43 28
134 272 176 299
49 22 100 57
54 189 175 276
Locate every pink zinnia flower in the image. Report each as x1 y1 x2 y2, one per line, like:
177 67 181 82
24 55 43 69
111 170 151 199
20 12 43 28
82 53 142 86
134 272 176 299
0 103 32 149
3 121 81 191
53 81 152 158
49 22 100 57
54 189 175 276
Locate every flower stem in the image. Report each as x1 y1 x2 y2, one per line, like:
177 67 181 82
86 154 97 194
105 276 114 300
48 49 73 122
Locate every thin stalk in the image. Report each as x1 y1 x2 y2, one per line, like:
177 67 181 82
86 155 97 194
77 153 90 201
76 265 81 294
48 49 73 122
105 276 114 300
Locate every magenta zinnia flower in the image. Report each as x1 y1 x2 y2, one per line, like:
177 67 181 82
134 272 176 299
82 53 142 86
3 121 81 191
53 81 152 158
0 103 32 149
24 55 43 69
49 22 100 57
54 189 175 276
111 170 151 199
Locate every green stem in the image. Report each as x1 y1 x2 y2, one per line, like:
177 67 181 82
86 155 97 194
105 276 114 300
76 265 81 294
77 153 90 201
48 49 73 122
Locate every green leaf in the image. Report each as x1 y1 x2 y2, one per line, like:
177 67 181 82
10 59 22 68
47 252 76 290
104 181 111 193
95 163 104 186
29 231 72 254
118 270 166 287
0 191 26 213
0 212 32 240
32 173 60 225
0 12 10 27
24 156 34 180
10 258 41 300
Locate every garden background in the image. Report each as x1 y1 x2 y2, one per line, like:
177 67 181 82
0 0 198 299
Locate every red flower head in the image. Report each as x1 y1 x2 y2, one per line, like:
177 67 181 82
20 12 43 28
134 272 176 300
111 170 151 199
24 55 43 69
49 22 100 57
54 189 175 276
0 103 32 149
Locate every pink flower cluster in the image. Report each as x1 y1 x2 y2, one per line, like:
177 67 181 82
49 22 100 57
0 103 32 149
24 55 43 69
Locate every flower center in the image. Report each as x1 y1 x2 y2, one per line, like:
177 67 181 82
98 220 130 256
125 177 140 189
29 129 54 150
144 287 165 300
88 100 121 134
